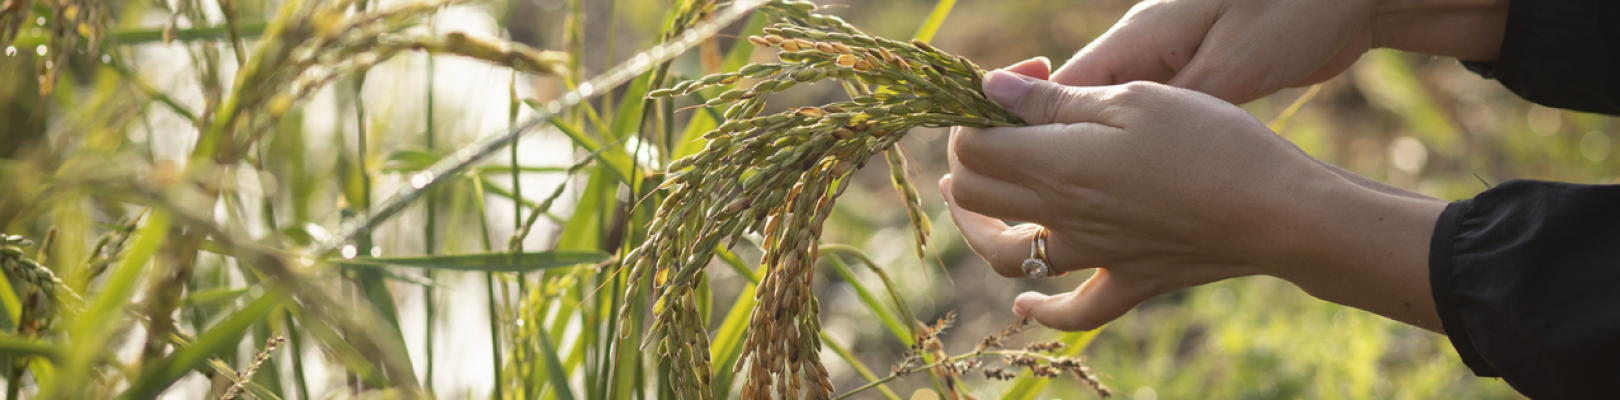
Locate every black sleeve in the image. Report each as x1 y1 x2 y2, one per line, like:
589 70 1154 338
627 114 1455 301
1430 180 1620 399
1459 0 1620 115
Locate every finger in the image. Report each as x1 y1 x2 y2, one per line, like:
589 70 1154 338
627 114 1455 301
1013 268 1156 331
943 176 1086 279
1165 10 1370 103
951 121 1118 185
1049 1 1214 87
983 70 1162 126
944 169 1043 222
999 56 1052 81
943 175 1037 278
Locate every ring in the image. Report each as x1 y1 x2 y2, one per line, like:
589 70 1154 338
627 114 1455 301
1021 226 1065 278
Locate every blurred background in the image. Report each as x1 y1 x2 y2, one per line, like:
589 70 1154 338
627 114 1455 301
3 0 1614 398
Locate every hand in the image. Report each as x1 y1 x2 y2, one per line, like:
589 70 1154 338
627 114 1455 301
1050 0 1509 103
945 60 1448 332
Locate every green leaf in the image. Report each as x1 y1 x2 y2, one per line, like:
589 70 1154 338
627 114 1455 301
557 164 616 251
335 250 610 273
709 252 761 399
823 334 902 400
244 381 285 400
55 210 170 397
207 359 237 379
13 23 268 48
548 118 635 184
609 73 653 145
285 296 386 387
121 287 288 399
0 333 64 360
911 0 957 42
382 149 439 173
826 256 912 346
0 263 22 330
478 165 569 176
709 283 754 399
821 245 918 344
182 287 252 308
537 326 576 400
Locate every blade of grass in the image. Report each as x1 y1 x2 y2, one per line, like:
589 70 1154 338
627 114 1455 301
912 0 957 41
708 282 755 399
1266 84 1322 132
183 287 252 308
423 43 439 393
50 209 171 398
11 23 268 48
825 255 911 346
548 118 635 185
282 301 386 387
819 245 917 343
335 251 610 273
120 286 288 399
537 326 576 400
284 312 312 400
0 263 21 327
822 335 902 400
471 177 505 400
0 334 63 360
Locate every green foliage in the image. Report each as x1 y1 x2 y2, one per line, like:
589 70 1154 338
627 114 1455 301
0 0 1606 399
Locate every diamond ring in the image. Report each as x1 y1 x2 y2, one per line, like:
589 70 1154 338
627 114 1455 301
1021 226 1065 278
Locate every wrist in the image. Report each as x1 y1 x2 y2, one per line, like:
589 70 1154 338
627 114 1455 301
1251 167 1448 330
1372 0 1510 61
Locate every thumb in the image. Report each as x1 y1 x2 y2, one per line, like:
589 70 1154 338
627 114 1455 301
983 70 1146 126
1012 269 1153 331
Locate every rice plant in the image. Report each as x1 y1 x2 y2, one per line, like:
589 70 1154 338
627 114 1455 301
0 0 1554 398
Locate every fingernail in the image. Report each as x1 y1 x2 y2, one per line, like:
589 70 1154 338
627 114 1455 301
999 56 1051 72
983 70 1033 110
938 175 953 205
1031 56 1052 70
1013 292 1044 318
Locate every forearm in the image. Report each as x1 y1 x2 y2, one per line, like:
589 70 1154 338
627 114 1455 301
1256 168 1448 333
1374 0 1510 61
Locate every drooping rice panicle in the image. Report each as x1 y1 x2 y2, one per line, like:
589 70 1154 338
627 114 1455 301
623 1 1025 398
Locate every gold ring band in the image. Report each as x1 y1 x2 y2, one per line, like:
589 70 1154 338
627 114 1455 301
1021 226 1064 278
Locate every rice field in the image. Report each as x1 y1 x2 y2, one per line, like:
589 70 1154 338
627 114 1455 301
0 0 1610 399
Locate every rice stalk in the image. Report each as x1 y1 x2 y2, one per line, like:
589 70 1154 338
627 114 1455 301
839 316 1112 399
218 336 286 400
622 1 1024 398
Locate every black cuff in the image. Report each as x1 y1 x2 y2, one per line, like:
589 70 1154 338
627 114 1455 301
1429 199 1498 377
1462 0 1620 115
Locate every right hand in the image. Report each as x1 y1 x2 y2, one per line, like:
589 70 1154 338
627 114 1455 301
1050 0 1509 103
944 61 1450 333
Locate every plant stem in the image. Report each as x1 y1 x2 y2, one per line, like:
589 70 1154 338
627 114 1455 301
422 26 439 392
471 178 505 400
285 312 311 400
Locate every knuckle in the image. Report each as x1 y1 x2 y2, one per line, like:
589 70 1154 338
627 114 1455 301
1026 86 1068 124
1113 81 1168 102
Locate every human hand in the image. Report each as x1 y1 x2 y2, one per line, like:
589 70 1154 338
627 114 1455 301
1050 0 1508 103
945 60 1447 332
